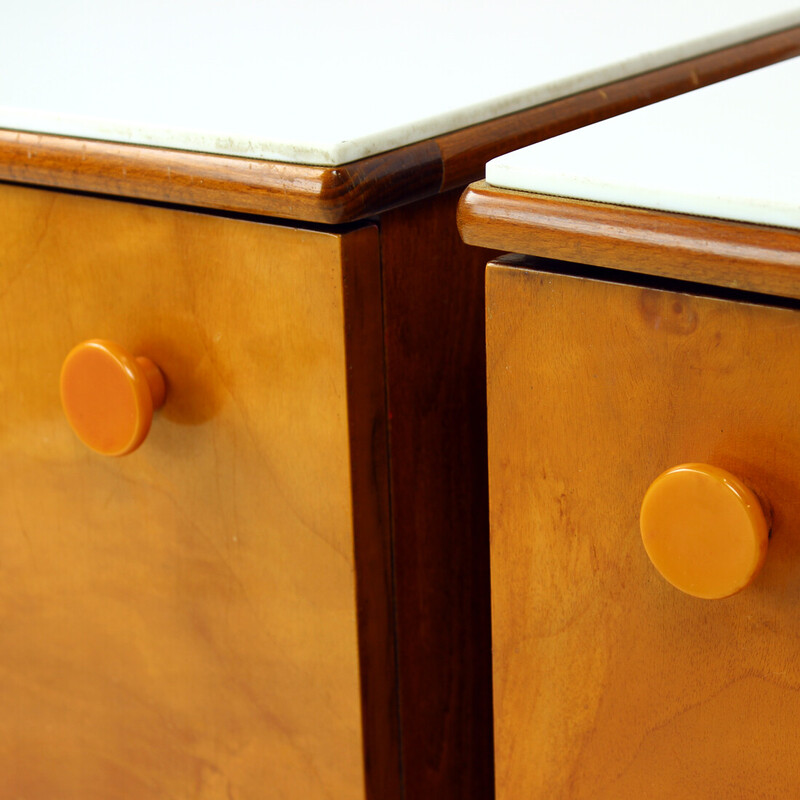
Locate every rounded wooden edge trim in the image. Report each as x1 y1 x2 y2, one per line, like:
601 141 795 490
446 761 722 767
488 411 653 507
458 182 800 300
0 26 798 223
0 130 442 225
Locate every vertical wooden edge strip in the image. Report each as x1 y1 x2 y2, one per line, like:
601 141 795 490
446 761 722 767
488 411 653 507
482 259 509 800
339 224 403 800
379 189 497 799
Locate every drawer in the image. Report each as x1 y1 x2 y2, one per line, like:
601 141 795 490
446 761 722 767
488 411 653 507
486 258 800 799
0 183 386 798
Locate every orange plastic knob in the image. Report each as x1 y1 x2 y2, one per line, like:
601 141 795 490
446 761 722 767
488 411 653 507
640 463 769 599
61 339 166 456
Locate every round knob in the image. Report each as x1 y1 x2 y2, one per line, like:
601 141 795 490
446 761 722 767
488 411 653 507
640 463 769 599
60 339 166 456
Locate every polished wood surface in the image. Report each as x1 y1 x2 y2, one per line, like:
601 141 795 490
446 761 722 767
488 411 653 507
3 26 800 224
0 182 394 799
379 189 497 799
0 133 442 226
459 182 800 298
487 256 800 799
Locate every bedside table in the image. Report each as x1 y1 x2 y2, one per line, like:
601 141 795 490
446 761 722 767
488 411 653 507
460 55 800 799
3 3 800 797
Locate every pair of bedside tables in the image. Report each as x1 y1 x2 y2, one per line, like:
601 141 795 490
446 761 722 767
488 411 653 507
1 3 800 798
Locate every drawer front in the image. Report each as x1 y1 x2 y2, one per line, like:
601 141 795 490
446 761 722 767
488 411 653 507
487 260 800 799
0 184 381 799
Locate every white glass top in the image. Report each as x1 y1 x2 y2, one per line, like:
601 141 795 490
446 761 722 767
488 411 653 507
2 0 799 166
487 57 800 230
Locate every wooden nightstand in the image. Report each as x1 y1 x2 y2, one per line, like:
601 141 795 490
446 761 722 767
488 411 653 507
460 56 800 799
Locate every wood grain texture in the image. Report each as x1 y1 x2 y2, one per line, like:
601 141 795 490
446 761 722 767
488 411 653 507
459 182 800 299
487 257 800 799
0 134 442 226
2 26 799 224
0 182 396 799
379 189 497 800
341 222 403 800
